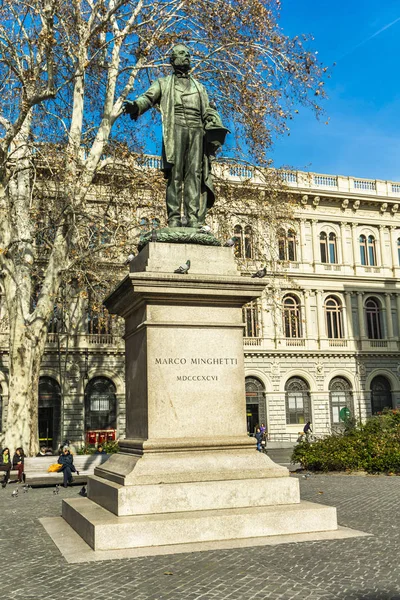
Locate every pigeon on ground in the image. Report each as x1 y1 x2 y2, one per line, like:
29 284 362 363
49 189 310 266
23 485 29 493
78 486 87 497
251 266 267 278
223 236 239 247
11 489 18 498
198 225 211 234
174 260 191 274
124 253 135 265
53 485 60 495
151 228 157 242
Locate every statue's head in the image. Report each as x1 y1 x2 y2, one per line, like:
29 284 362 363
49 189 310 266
170 44 191 73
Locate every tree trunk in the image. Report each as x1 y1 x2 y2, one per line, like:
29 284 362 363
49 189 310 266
4 315 48 456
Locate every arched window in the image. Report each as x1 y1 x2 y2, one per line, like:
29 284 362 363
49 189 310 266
329 377 353 425
325 296 344 339
39 377 61 451
278 228 286 261
244 226 253 259
233 225 243 258
368 235 376 266
278 229 297 262
320 232 328 263
359 234 367 266
320 232 336 263
360 234 376 266
329 233 337 263
87 289 113 335
365 298 382 339
85 377 117 431
233 225 253 259
245 377 266 434
48 303 63 334
370 375 392 414
283 295 302 338
285 377 311 424
243 301 260 338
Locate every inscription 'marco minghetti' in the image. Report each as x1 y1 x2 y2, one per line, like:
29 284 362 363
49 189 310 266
154 357 238 365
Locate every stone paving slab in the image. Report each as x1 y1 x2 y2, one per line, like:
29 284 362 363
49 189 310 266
1 474 400 599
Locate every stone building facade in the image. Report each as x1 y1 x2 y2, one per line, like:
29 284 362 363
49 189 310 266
243 170 400 441
1 165 400 448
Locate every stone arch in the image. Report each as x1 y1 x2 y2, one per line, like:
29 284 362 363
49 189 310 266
281 369 317 393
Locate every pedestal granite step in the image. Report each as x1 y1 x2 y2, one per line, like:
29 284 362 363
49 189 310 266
63 497 338 551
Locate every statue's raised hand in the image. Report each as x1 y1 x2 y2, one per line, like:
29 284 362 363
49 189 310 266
123 100 139 121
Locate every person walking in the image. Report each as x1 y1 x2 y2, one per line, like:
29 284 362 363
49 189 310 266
0 448 12 488
12 447 25 483
255 427 263 452
58 446 79 488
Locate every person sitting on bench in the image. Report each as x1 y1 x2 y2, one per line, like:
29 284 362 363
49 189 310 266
0 448 12 488
57 446 79 488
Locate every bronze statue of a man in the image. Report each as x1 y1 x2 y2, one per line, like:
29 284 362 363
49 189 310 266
123 44 228 229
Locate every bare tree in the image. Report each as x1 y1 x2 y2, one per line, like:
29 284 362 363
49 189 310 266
0 0 328 454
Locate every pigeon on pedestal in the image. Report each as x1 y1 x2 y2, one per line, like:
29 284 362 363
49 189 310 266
174 260 191 274
223 236 239 247
124 254 135 266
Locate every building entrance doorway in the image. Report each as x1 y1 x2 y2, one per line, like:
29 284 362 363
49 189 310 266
245 377 266 435
39 377 61 451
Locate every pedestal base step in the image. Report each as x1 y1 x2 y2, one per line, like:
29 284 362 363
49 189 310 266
62 497 337 551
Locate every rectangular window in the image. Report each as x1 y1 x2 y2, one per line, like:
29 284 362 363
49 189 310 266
90 397 110 412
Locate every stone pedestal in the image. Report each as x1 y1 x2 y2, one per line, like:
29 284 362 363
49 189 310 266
63 243 338 551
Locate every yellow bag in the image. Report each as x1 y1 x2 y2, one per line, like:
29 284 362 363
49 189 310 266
48 463 63 473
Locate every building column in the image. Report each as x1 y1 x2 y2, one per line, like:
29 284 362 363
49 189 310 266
311 219 319 272
351 222 359 273
340 222 348 266
315 289 325 343
385 293 394 339
299 219 306 264
304 290 313 341
396 294 400 339
357 292 366 340
389 226 398 272
379 226 387 268
344 291 353 339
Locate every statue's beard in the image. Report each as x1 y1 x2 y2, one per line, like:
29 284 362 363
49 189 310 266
173 59 190 74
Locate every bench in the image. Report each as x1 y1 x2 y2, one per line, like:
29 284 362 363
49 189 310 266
18 454 110 487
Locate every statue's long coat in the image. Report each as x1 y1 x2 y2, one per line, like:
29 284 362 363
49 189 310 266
134 74 215 210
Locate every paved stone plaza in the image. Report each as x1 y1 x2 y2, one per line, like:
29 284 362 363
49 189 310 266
0 473 399 600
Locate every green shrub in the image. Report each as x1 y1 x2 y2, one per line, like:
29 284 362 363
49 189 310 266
76 440 120 455
291 409 400 473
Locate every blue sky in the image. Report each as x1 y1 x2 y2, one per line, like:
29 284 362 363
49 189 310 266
271 0 400 181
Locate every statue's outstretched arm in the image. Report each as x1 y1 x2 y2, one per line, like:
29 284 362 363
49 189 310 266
123 79 162 121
